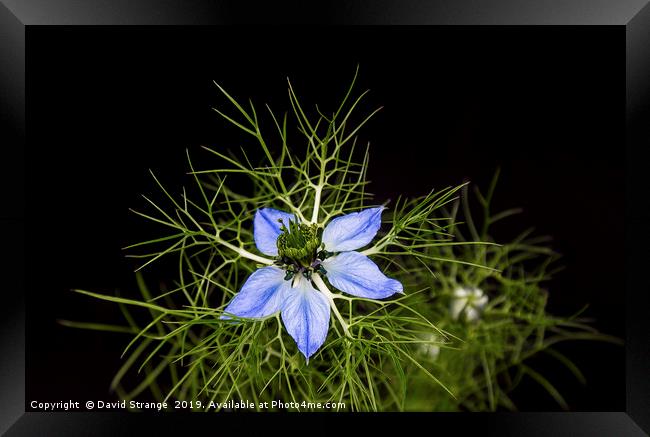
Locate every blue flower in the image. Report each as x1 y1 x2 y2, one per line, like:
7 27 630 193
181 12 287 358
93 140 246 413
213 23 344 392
221 206 403 360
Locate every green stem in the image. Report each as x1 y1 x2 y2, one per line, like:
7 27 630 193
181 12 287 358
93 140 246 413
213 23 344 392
213 236 274 265
361 233 393 256
312 273 351 338
311 184 323 224
310 135 327 224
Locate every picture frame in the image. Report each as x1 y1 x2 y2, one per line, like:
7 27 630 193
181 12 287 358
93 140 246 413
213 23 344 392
1 1 648 434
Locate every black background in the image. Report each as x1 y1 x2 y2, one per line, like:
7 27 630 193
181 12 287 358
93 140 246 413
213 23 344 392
26 26 624 411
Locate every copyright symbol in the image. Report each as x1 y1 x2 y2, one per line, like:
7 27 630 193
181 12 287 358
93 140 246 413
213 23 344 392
86 401 94 410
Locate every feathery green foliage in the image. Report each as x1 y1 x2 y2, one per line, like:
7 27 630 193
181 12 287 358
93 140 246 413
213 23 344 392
63 69 618 411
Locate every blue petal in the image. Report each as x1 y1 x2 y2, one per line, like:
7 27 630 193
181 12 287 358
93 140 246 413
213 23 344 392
253 208 295 256
221 266 290 319
281 276 331 360
321 207 384 252
322 251 403 299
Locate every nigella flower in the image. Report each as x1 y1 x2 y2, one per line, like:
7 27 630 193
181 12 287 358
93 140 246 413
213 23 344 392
418 333 441 361
449 287 488 322
221 207 403 360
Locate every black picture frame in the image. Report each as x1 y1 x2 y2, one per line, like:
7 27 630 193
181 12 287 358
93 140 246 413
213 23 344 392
1 1 648 435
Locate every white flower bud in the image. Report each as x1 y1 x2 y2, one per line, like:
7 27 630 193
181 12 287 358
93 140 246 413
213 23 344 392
450 287 488 322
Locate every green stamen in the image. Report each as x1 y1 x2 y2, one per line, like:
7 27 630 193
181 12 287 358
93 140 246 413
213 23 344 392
284 270 295 281
317 249 332 260
277 219 321 267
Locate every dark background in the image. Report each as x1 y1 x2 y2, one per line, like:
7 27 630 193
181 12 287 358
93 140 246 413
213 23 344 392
26 26 624 411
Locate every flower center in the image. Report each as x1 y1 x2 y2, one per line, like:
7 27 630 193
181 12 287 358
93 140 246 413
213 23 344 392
277 220 321 267
276 219 331 281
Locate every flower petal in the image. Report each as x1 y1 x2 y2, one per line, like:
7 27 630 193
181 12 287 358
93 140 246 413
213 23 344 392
221 266 290 319
321 251 403 299
253 208 295 256
452 287 472 299
474 293 489 310
449 287 487 321
321 207 384 252
465 307 480 322
450 297 467 320
281 276 331 360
